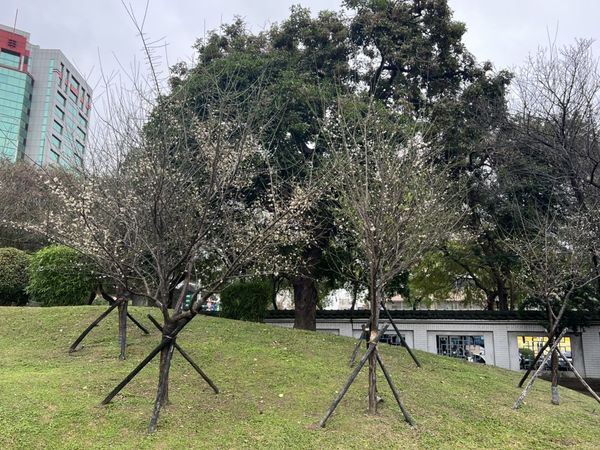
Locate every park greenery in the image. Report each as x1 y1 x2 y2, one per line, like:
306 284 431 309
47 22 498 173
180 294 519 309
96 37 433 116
1 0 600 436
0 307 599 448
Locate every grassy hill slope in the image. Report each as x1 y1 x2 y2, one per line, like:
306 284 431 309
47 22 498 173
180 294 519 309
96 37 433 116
0 307 598 449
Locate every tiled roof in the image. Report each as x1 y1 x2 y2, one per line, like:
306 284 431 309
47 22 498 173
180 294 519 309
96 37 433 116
265 309 549 321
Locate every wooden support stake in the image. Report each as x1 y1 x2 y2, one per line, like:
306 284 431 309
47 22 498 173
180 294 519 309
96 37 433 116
349 326 366 367
319 324 389 428
555 346 600 404
147 315 219 394
376 350 415 425
100 290 149 334
101 338 169 404
513 328 567 409
69 301 119 353
381 303 421 368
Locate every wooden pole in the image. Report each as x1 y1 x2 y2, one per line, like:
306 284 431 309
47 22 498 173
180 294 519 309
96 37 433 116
147 315 219 394
118 299 127 360
376 350 415 425
69 301 119 352
513 328 568 409
555 346 600 404
101 338 169 404
381 303 421 368
349 326 366 367
99 290 149 334
319 324 389 428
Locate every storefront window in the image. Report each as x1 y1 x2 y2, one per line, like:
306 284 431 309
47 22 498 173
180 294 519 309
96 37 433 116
437 335 486 363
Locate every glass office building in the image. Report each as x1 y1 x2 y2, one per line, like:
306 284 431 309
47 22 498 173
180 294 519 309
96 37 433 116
0 27 33 162
0 25 91 167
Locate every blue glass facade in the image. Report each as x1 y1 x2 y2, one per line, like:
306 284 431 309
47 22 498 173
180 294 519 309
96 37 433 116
0 66 33 162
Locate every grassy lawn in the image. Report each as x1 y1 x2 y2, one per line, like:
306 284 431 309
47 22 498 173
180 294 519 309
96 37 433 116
0 306 598 449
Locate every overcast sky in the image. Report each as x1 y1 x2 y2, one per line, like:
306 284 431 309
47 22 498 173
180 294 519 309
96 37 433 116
2 1 598 104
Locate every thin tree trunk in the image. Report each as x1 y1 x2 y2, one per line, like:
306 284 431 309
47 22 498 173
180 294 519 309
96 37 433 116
513 328 567 409
118 298 128 360
147 314 219 394
368 274 381 414
271 276 279 311
319 324 389 428
551 348 560 405
148 339 175 433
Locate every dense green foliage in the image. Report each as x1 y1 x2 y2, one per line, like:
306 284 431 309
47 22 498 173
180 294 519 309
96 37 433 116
27 245 95 306
1 307 599 448
0 248 30 306
220 279 272 322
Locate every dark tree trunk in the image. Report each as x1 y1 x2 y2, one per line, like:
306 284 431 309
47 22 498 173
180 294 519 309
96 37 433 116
485 291 496 311
551 348 560 405
271 276 279 310
148 337 175 433
86 289 97 305
293 246 321 330
368 271 380 414
293 276 317 330
497 278 509 311
118 298 128 360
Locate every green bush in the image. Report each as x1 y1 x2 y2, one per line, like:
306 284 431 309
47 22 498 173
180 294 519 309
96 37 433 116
27 245 96 306
220 279 272 322
0 247 31 306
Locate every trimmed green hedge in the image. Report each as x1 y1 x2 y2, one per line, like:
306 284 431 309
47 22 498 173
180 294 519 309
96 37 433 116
220 279 272 322
27 245 96 306
0 248 31 306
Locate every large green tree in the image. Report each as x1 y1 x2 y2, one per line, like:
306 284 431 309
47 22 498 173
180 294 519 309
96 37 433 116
174 0 510 326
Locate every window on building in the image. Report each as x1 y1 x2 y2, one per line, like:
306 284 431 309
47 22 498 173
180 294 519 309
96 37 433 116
50 150 60 163
0 50 20 69
52 120 63 135
51 134 61 149
57 91 66 106
517 336 572 371
55 106 65 120
436 335 486 363
75 140 85 154
380 333 406 346
75 127 86 142
68 88 78 103
78 113 88 128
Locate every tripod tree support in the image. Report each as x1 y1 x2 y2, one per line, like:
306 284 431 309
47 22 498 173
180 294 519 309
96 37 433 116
513 328 568 409
555 346 600 404
69 301 119 353
99 290 150 335
147 315 219 394
69 291 150 354
517 298 571 387
319 324 392 428
349 325 366 367
376 351 415 425
381 302 421 368
102 336 171 404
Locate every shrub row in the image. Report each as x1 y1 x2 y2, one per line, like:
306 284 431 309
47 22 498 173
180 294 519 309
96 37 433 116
0 245 95 306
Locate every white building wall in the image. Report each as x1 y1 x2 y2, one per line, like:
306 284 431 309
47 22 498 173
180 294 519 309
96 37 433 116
265 317 600 377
